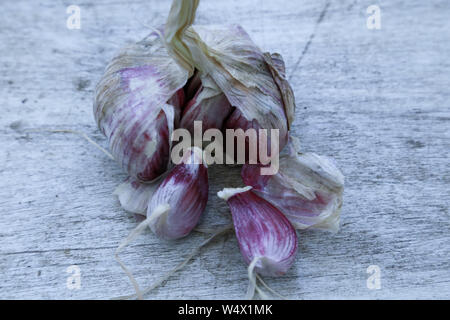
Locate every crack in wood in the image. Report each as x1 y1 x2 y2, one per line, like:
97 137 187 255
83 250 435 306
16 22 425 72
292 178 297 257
289 1 331 81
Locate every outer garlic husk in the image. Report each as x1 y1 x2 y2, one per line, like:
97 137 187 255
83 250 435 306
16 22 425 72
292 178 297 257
242 138 345 232
184 25 293 152
165 0 295 153
113 177 162 215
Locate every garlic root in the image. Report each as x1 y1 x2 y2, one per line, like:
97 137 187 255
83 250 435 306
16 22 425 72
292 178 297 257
113 224 232 300
114 204 171 299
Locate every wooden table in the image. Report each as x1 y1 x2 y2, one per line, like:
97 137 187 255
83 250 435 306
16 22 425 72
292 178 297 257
1 0 449 299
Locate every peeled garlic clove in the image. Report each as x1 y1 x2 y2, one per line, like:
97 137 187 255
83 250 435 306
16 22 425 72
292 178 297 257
218 186 298 277
180 75 232 134
113 177 162 215
94 30 189 182
241 139 345 232
147 147 208 240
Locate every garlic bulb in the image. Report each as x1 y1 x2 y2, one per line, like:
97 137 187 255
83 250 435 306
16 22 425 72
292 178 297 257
94 0 295 183
95 0 345 299
242 138 345 232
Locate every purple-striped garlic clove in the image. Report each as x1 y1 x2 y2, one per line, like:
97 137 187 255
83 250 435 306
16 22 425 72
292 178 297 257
146 147 208 240
217 186 298 277
94 29 189 182
224 107 288 165
167 88 186 128
180 75 233 135
241 137 345 232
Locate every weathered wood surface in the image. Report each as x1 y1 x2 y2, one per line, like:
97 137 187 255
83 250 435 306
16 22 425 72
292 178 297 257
0 0 449 299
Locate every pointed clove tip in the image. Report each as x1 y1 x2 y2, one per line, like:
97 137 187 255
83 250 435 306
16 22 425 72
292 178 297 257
217 186 252 201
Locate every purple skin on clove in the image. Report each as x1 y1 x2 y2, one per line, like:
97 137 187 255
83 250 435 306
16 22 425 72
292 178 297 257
147 147 208 240
180 84 233 135
218 187 298 277
224 107 288 164
96 64 186 182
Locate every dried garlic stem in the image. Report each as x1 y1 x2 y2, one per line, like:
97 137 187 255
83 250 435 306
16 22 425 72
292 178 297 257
165 0 199 74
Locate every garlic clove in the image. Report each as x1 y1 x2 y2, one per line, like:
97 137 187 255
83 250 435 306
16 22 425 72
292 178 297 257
180 74 232 134
113 177 163 215
241 138 345 232
217 186 298 277
94 29 189 182
167 88 185 128
147 147 208 240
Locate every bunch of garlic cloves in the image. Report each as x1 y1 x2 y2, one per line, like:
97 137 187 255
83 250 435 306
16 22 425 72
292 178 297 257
94 0 344 299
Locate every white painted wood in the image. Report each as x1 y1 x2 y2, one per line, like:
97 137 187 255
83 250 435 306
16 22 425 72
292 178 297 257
0 0 449 299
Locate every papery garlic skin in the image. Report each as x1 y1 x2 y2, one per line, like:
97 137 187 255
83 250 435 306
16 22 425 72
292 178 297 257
147 147 208 240
94 31 189 182
184 25 293 153
113 177 162 215
218 187 298 277
242 147 345 232
164 1 295 154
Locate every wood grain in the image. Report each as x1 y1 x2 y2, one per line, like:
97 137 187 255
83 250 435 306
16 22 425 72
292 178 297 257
0 0 449 299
